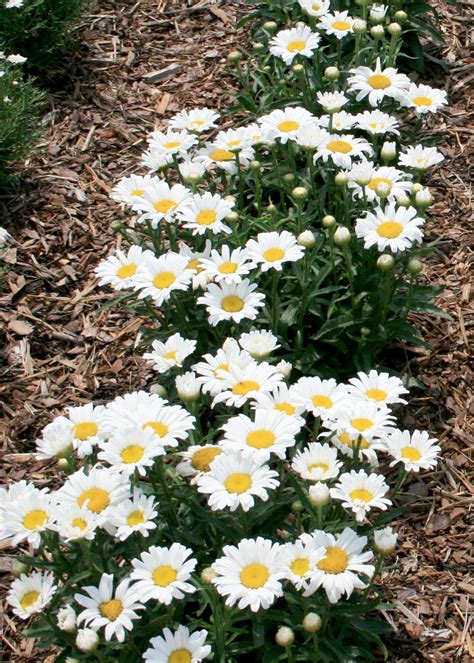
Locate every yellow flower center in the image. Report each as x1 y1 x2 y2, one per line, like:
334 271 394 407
77 488 110 513
214 362 229 376
246 429 276 449
72 518 87 531
153 271 176 289
368 177 393 191
163 141 181 149
196 209 217 225
351 417 374 432
263 247 285 262
130 188 144 196
312 3 321 9
191 447 222 472
224 472 252 494
210 149 234 162
377 221 403 239
127 510 145 526
164 351 177 361
143 421 169 437
365 388 388 401
232 380 260 395
99 599 123 621
227 139 241 147
367 74 391 89
290 557 310 576
339 432 369 449
312 395 333 409
121 444 145 464
169 649 192 663
287 40 307 52
307 462 329 474
413 96 432 107
221 295 244 312
187 258 201 271
275 402 296 415
240 563 269 588
218 261 238 274
277 120 299 132
74 421 98 440
20 591 40 610
350 488 374 503
327 140 352 154
152 565 177 587
153 199 177 213
318 546 348 574
191 119 204 126
401 446 422 461
22 510 47 530
332 20 350 30
116 263 137 279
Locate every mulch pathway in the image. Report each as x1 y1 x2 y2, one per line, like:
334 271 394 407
0 0 472 660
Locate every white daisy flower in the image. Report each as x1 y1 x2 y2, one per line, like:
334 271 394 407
318 110 355 132
318 11 354 39
348 164 412 202
108 492 158 541
101 391 168 435
193 338 255 397
147 129 197 163
179 240 213 290
212 361 283 408
0 481 46 531
141 148 171 173
324 400 395 441
178 158 207 183
177 192 234 235
330 469 392 522
46 403 106 459
143 625 211 663
269 24 321 65
51 504 98 542
220 409 301 461
131 181 191 227
370 3 388 21
398 144 444 171
7 572 57 619
199 245 255 284
386 429 441 472
348 58 411 106
252 384 305 420
57 604 77 632
129 402 195 448
291 442 342 482
35 423 75 460
294 123 330 149
97 427 165 476
175 371 201 402
176 445 224 480
326 429 387 466
246 231 305 272
95 245 154 291
2 491 54 548
355 204 424 252
400 83 448 115
315 133 373 169
169 107 220 133
301 528 374 602
238 329 280 359
278 540 325 590
212 537 285 611
130 543 197 604
143 333 197 374
215 126 255 152
134 252 193 305
197 279 265 326
195 143 254 175
374 526 398 554
347 369 408 405
242 121 268 146
75 573 144 642
110 174 158 205
259 106 315 144
355 109 400 136
298 0 330 18
294 376 349 420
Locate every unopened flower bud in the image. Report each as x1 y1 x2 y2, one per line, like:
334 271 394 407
65 658 80 663
335 172 348 186
224 194 236 203
267 202 277 214
283 173 295 184
369 6 387 23
225 211 239 223
375 181 391 198
360 326 371 336
176 372 200 402
388 22 402 36
411 183 423 193
150 383 168 398
381 141 397 161
396 194 411 207
394 10 407 23
370 25 385 39
374 526 398 555
324 66 339 81
57 457 73 472
297 230 316 248
292 186 308 201
263 65 272 73
201 567 217 584
415 189 433 208
11 560 29 577
292 500 304 513
292 63 305 75
185 172 203 185
76 628 99 653
253 42 265 52
275 360 292 379
408 258 423 274
309 482 330 506
275 626 295 647
227 50 241 64
111 220 122 232
57 605 77 633
377 254 395 271
333 226 351 246
303 612 323 633
250 160 261 171
263 20 278 34
352 19 367 34
322 214 336 228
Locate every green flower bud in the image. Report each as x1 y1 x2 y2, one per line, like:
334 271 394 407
394 10 407 23
388 22 402 36
263 20 278 34
291 500 304 513
11 559 29 578
297 230 316 248
292 63 305 76
370 25 385 39
150 383 168 398
303 613 323 633
111 220 122 231
250 160 261 171
225 211 239 223
283 173 295 184
322 214 336 228
333 226 351 246
227 50 241 64
360 326 371 336
408 258 423 274
324 66 340 81
353 18 367 34
377 254 395 271
292 186 308 201
335 172 349 186
201 567 217 584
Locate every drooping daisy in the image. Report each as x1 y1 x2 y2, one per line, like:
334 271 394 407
212 361 284 408
400 83 448 115
355 204 424 252
95 245 154 291
50 503 99 542
75 573 144 642
199 245 256 284
252 384 306 420
347 369 408 405
259 106 315 144
246 231 305 272
291 442 342 482
398 145 444 171
130 543 197 604
197 279 266 326
177 192 234 236
110 174 158 205
101 391 168 434
131 181 191 227
97 428 165 476
298 0 330 19
330 470 392 522
176 445 224 480
169 107 220 133
143 333 197 374
319 110 355 132
220 409 301 460
46 403 106 459
294 123 330 150
175 371 201 402
347 59 411 106
318 11 354 39
143 625 212 663
128 402 196 448
178 158 207 183
195 142 254 175
147 129 197 164
179 239 213 290
278 540 325 590
269 24 321 65
2 491 53 548
386 429 441 472
301 528 374 602
348 164 412 202
355 109 400 136
238 329 280 359
35 423 75 460
324 400 395 442
315 133 373 169
212 537 285 611
294 376 349 420
193 337 255 397
197 452 279 512
134 252 194 305
8 572 57 619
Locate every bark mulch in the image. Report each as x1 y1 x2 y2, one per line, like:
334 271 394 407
0 0 472 661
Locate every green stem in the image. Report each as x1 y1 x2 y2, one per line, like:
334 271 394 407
271 269 279 333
